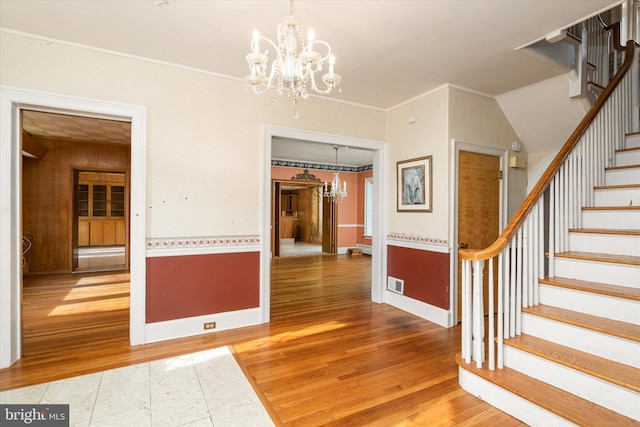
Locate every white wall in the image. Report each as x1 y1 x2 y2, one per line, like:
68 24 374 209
385 86 449 240
496 73 588 177
0 31 386 239
449 87 526 219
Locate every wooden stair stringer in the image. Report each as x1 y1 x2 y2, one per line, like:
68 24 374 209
455 353 638 427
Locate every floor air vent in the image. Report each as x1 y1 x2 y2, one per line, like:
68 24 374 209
387 276 404 295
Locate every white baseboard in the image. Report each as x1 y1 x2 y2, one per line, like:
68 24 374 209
145 308 261 343
385 291 451 327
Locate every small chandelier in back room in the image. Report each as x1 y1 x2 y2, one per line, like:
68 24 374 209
324 146 347 203
245 0 342 118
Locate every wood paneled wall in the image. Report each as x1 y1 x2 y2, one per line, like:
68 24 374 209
22 134 130 274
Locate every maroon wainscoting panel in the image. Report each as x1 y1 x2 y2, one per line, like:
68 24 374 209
387 245 449 309
146 252 260 323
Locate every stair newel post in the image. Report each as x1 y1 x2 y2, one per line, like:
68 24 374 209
462 259 472 364
472 259 485 368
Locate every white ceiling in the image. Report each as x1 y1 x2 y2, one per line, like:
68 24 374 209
1 0 621 165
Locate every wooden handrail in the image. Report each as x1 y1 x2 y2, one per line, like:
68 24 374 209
460 38 638 262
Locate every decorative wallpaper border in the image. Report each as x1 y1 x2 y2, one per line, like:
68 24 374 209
146 235 260 257
387 233 449 250
272 159 373 173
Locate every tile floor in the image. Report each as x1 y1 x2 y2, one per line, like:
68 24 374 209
279 239 323 257
0 347 275 427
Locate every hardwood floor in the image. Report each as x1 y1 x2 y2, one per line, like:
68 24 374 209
2 255 525 426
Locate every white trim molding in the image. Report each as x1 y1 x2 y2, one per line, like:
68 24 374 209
0 85 147 368
146 236 261 257
385 291 451 327
261 125 388 323
145 308 261 343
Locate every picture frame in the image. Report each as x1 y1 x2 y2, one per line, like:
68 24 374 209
397 155 432 212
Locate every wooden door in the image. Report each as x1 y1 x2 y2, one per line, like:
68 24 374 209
273 182 282 257
457 151 501 322
322 192 337 253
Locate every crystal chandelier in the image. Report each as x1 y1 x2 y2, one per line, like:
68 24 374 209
245 0 342 118
324 146 347 203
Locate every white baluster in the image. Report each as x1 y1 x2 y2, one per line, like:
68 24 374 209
509 236 516 337
462 259 471 364
472 259 485 368
488 257 495 370
516 227 523 336
549 178 555 277
498 250 505 369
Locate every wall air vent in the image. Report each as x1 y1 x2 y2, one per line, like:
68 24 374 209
387 276 404 295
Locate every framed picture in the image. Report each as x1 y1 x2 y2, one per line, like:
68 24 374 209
397 155 432 212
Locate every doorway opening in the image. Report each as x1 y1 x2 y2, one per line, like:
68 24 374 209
20 110 132 358
273 181 330 257
0 86 147 368
73 170 129 272
261 126 387 324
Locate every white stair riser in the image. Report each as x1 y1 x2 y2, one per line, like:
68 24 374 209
627 133 640 149
593 186 640 206
616 149 640 167
539 284 639 324
521 313 639 368
458 368 575 427
554 257 640 287
503 346 640 421
605 167 640 185
581 209 640 229
568 232 640 256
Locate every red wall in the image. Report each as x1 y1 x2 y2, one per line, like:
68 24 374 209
146 252 260 323
271 166 364 249
387 245 449 309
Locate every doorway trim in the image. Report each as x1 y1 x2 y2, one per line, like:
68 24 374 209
260 125 387 323
0 86 147 368
449 139 508 325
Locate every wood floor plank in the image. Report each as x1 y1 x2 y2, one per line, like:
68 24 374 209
1 255 526 426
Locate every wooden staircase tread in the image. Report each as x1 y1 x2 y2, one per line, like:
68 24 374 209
522 304 640 342
582 205 640 210
594 183 640 190
455 354 638 427
616 146 640 153
568 228 640 236
540 276 640 301
554 251 640 266
605 164 640 171
627 131 640 137
505 335 640 393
